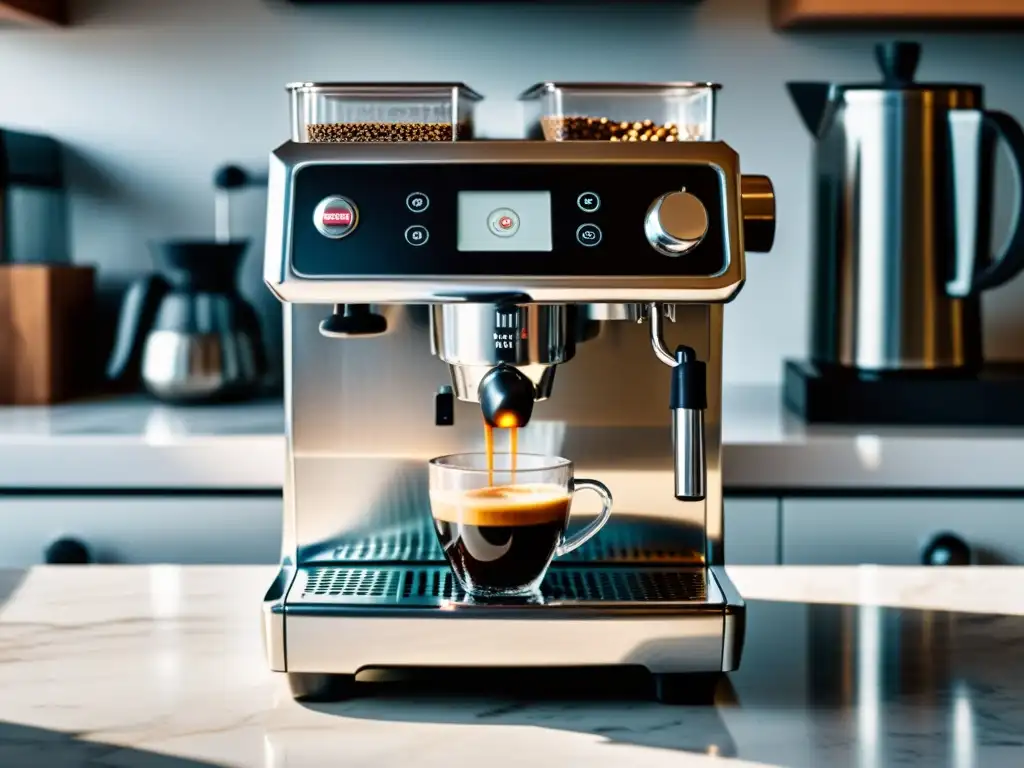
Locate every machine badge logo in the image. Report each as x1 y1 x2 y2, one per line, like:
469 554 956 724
494 310 521 350
322 208 353 226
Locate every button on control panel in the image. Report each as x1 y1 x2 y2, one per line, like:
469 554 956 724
406 192 430 213
487 207 521 238
405 191 431 247
313 195 359 239
576 223 602 247
405 224 430 246
576 190 602 248
577 191 601 213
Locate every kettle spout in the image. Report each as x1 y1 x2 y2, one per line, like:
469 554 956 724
787 82 834 138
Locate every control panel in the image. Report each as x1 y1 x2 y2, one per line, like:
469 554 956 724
290 163 728 278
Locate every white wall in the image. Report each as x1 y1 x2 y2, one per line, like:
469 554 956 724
2 0 1023 385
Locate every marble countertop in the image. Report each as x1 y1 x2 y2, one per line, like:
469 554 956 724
1 387 1023 490
1 565 1021 767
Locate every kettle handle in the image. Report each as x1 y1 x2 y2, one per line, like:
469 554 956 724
106 274 171 384
947 110 1024 297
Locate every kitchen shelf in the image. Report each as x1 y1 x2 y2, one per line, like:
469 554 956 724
0 0 66 26
773 0 1024 29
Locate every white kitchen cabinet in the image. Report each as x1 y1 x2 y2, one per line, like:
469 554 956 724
724 498 780 564
0 497 282 566
782 498 1024 565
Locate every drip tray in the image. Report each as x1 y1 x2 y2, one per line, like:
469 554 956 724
288 565 721 613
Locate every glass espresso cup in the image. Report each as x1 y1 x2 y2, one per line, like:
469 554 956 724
428 453 613 598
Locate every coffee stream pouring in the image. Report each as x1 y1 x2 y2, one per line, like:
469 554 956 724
261 81 775 704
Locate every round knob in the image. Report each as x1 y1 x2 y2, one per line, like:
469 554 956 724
921 532 971 566
644 191 709 257
44 537 92 565
741 175 776 253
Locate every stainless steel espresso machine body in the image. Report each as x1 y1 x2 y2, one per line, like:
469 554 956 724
262 136 774 702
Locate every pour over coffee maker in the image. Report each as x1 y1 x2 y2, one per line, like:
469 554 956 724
107 240 266 403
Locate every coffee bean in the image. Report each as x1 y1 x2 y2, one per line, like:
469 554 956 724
305 122 469 142
540 116 705 142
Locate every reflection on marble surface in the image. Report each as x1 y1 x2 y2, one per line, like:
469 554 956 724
730 565 1024 617
1 566 1024 767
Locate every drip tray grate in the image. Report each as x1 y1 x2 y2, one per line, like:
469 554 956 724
328 516 700 564
293 565 715 609
331 528 436 561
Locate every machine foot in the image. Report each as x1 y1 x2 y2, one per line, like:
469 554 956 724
652 672 723 704
287 673 358 702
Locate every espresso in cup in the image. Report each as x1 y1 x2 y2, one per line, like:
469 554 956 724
431 484 570 593
428 453 613 598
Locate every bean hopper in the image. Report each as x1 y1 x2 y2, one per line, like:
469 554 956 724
262 81 775 702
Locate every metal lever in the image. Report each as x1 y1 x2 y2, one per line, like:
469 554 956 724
648 304 707 502
647 302 678 366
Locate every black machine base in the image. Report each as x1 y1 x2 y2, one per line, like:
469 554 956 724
784 360 1024 426
288 672 358 702
286 670 723 704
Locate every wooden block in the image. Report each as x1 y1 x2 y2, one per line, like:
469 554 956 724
0 0 67 26
0 265 95 405
773 0 1024 28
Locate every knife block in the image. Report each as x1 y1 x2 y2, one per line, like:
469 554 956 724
0 264 95 405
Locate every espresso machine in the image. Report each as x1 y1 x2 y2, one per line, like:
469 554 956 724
262 82 775 703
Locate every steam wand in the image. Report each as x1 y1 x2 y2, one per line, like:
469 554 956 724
648 303 707 501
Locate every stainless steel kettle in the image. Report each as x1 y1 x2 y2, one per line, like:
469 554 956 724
107 240 266 402
790 42 1024 373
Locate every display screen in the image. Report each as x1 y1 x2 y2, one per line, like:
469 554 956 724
457 191 553 252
